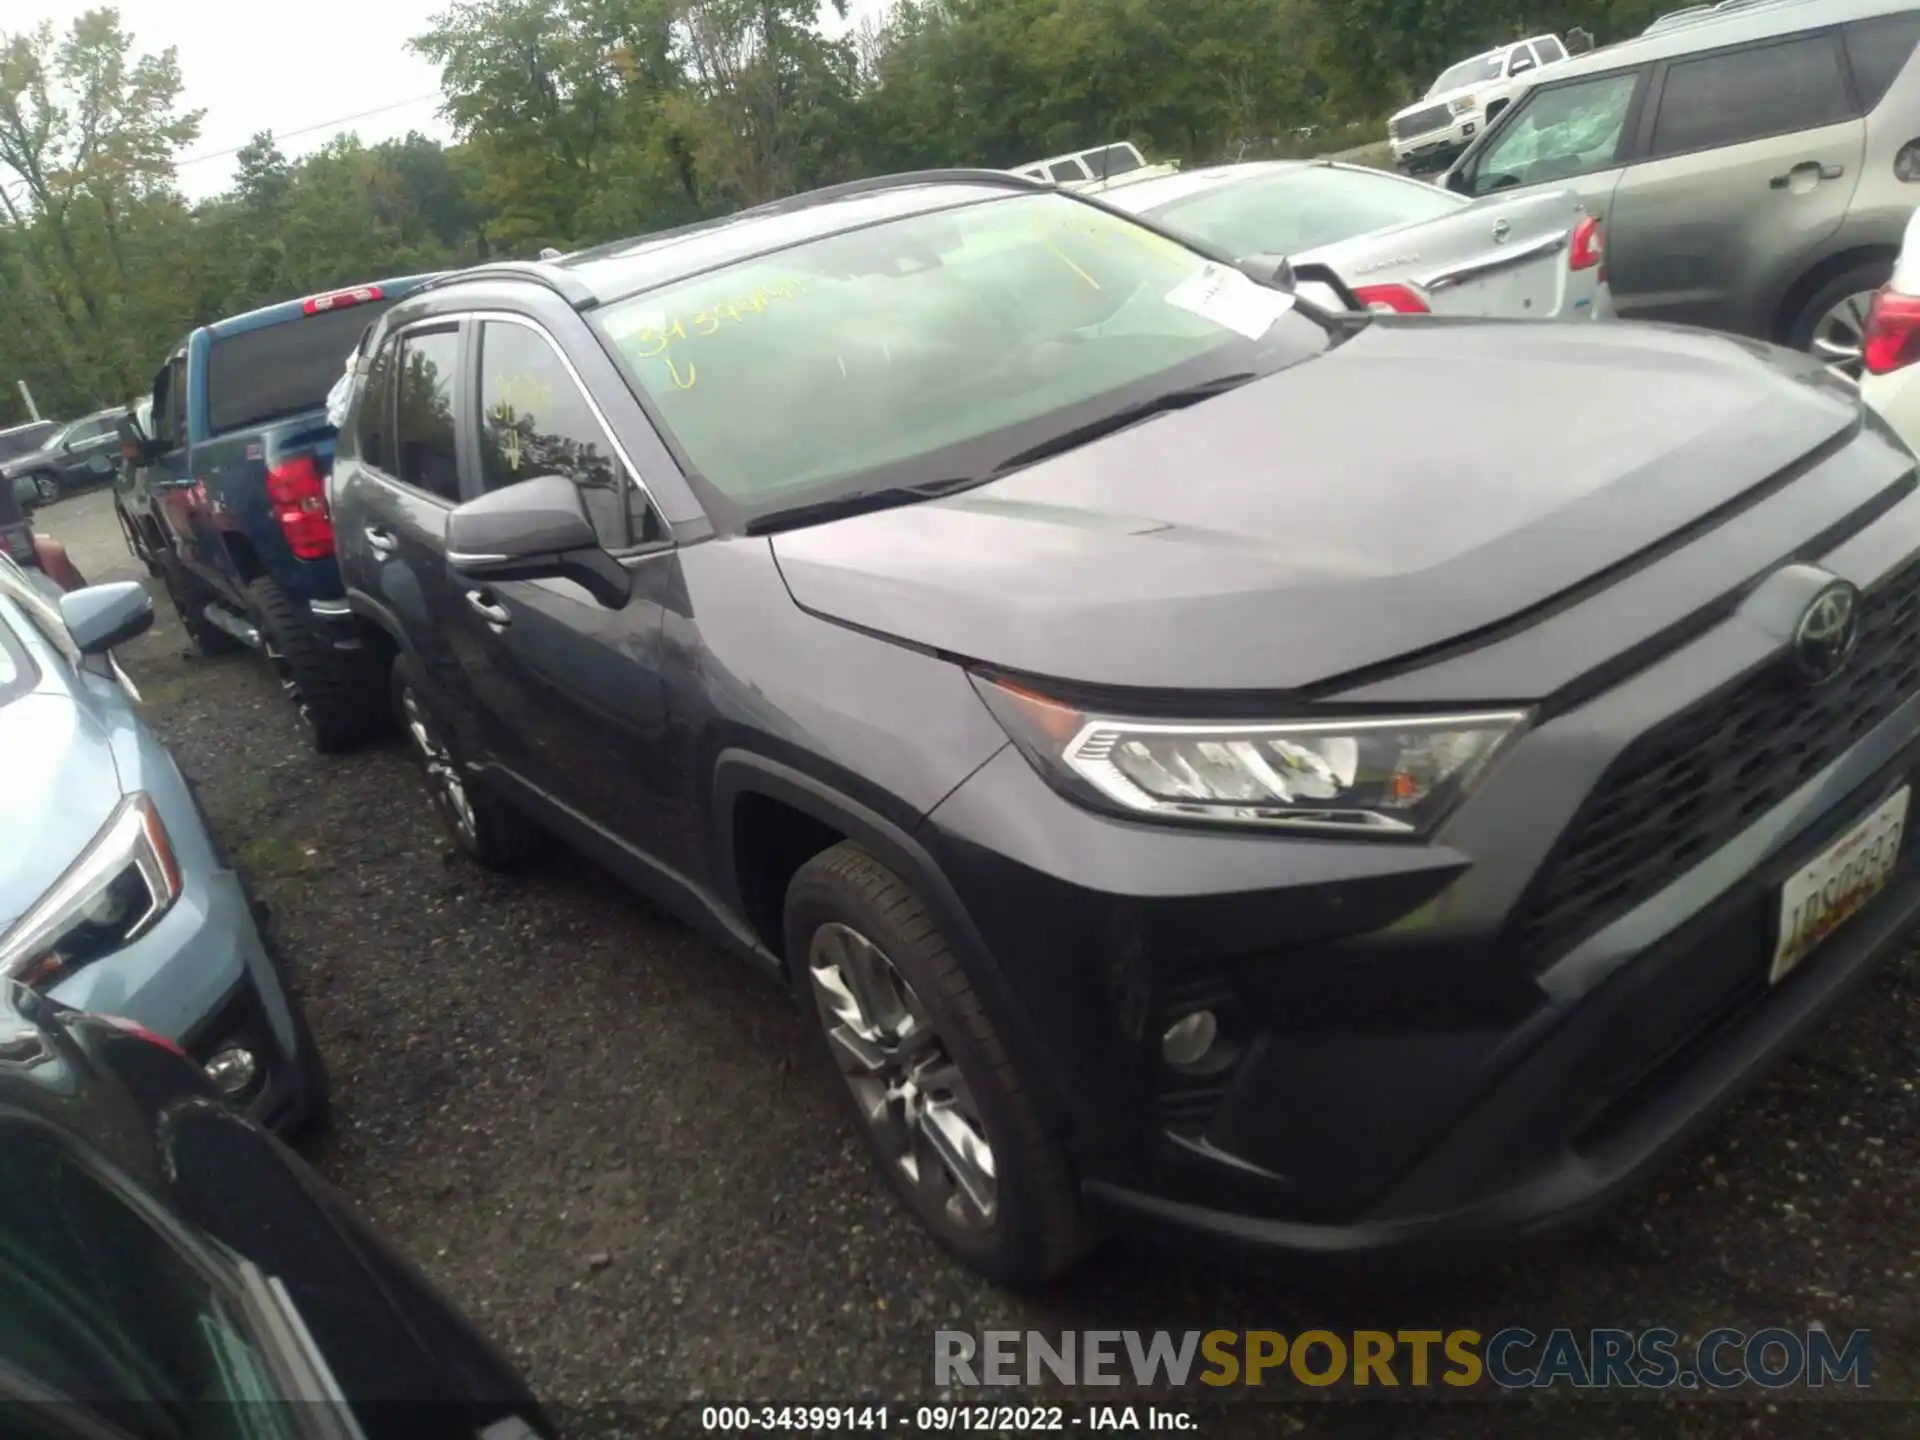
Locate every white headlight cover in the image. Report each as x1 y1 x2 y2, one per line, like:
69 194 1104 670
975 677 1527 836
0 793 181 988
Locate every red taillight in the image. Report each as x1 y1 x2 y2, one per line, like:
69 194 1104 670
302 285 383 316
1864 288 1920 376
1569 215 1605 277
265 454 335 560
1351 283 1430 314
99 1014 187 1057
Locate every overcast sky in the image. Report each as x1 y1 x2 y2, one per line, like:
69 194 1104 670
22 0 894 202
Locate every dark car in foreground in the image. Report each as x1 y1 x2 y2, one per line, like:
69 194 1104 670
0 979 554 1439
326 168 1920 1287
122 274 441 751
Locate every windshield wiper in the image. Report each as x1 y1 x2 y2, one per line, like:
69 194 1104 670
743 475 992 535
982 372 1261 477
745 375 1261 536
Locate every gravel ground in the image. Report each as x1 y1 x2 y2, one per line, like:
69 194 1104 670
41 488 1920 1436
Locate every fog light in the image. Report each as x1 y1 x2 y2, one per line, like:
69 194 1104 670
204 1046 259 1098
1161 1010 1219 1071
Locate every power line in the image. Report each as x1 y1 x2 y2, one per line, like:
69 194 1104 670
175 92 445 168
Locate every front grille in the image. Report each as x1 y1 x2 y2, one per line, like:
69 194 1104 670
1392 104 1454 142
1513 556 1920 959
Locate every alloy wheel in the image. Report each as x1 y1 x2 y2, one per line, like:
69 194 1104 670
400 684 477 842
1809 290 1881 381
807 921 998 1231
32 473 58 504
262 641 312 727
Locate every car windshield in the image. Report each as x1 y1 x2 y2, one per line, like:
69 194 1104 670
1431 55 1503 94
594 190 1329 526
1131 167 1463 258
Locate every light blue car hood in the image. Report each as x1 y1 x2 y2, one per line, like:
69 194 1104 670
0 691 124 935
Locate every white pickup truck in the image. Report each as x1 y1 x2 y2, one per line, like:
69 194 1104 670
1011 143 1179 189
1387 34 1572 175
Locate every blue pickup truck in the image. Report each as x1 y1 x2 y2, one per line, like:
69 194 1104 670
125 275 441 750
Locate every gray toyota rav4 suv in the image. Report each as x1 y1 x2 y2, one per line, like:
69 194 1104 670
325 169 1920 1287
1445 0 1920 377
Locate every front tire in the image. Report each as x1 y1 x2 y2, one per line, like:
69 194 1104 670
391 653 545 868
246 575 384 754
785 841 1088 1288
29 471 59 505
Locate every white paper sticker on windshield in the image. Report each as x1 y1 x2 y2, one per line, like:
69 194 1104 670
1164 264 1295 339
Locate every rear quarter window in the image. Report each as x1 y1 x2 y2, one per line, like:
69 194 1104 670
205 300 399 435
1845 12 1920 111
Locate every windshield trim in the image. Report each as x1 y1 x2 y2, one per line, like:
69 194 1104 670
589 186 1340 536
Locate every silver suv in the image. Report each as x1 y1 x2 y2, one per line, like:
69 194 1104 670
1444 0 1920 376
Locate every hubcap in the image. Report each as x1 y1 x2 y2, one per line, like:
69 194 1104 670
262 641 311 726
1809 290 1881 381
34 474 57 503
401 685 477 841
808 922 997 1231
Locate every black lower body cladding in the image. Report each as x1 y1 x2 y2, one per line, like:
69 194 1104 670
911 521 1920 1261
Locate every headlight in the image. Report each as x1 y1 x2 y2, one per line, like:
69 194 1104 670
973 677 1527 836
0 794 181 988
1449 97 1478 115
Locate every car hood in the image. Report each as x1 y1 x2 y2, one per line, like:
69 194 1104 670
769 318 1863 695
0 693 122 934
1398 84 1481 116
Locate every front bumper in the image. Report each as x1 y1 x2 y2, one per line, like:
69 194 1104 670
919 465 1920 1261
47 843 318 1135
1391 118 1476 170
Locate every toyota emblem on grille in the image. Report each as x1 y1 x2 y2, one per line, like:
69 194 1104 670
1792 580 1861 684
1491 219 1512 242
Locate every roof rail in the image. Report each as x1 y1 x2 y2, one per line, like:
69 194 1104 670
414 261 598 309
731 167 1053 221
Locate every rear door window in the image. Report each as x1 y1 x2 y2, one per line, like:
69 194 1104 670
354 337 398 474
1844 12 1920 111
392 327 463 503
1649 33 1854 159
205 301 399 435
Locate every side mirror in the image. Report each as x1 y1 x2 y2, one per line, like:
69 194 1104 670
446 473 630 607
1509 60 1535 78
60 581 154 655
1442 165 1471 196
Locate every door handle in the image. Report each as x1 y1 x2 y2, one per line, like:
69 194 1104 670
465 589 511 627
363 525 396 556
1770 161 1845 189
